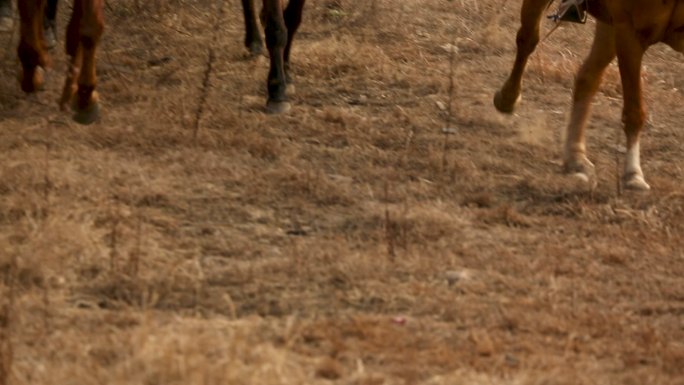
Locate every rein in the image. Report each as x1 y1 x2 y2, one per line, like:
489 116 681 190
541 0 589 43
549 0 588 23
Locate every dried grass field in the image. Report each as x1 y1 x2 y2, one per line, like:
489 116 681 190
1 0 684 384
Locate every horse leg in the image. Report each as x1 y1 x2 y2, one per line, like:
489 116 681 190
242 0 263 56
59 3 81 113
74 0 104 124
282 0 305 95
17 0 49 93
0 0 12 32
60 0 104 124
44 0 58 49
494 0 550 113
563 21 616 180
263 0 290 114
615 23 649 190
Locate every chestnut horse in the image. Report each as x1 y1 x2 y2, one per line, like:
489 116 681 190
18 0 103 124
495 0 684 190
242 0 306 114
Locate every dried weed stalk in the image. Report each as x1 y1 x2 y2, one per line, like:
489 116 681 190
42 281 51 334
194 48 216 140
614 124 622 197
127 215 143 278
385 207 395 259
3 21 16 61
399 198 409 251
193 254 206 316
441 35 457 172
109 217 120 271
0 255 17 385
384 183 396 259
193 0 225 141
42 133 52 217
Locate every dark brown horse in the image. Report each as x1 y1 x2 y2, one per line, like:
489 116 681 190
242 0 306 114
17 0 103 124
495 0 684 190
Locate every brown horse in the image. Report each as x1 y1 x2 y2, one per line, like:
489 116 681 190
18 0 103 124
242 0 306 114
495 0 684 190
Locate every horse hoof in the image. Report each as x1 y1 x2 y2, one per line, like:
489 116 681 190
493 90 520 114
72 102 100 125
266 100 291 115
20 66 46 93
44 26 57 50
568 172 598 189
247 41 264 58
563 154 597 187
563 154 595 175
0 16 12 32
285 83 296 96
623 173 651 191
571 172 590 183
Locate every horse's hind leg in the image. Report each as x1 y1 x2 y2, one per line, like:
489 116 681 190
614 22 649 190
282 0 305 95
494 0 550 113
242 0 263 56
17 0 49 92
60 0 104 124
263 0 290 114
564 21 615 181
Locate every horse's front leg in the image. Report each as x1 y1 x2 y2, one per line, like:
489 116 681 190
563 21 616 181
17 0 49 92
494 0 550 113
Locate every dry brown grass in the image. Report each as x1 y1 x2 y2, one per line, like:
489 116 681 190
1 0 684 383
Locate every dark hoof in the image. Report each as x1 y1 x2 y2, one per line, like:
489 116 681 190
266 100 291 115
493 90 521 114
0 16 12 32
20 67 46 93
246 41 264 58
72 102 100 125
44 26 57 50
